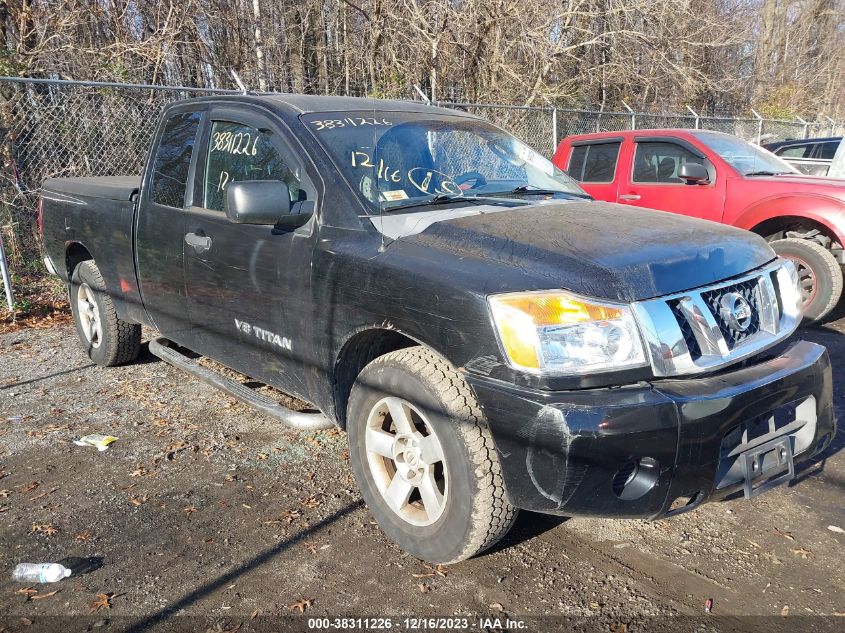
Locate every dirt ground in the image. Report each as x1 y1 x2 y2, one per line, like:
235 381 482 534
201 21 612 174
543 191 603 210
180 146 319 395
1 316 843 633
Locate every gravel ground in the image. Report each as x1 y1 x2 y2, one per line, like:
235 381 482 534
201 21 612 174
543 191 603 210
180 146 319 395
1 319 843 633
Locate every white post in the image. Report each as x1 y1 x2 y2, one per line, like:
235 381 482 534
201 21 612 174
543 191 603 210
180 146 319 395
412 84 431 105
686 105 700 129
0 229 14 312
795 116 808 139
621 100 635 130
551 107 558 152
750 108 764 145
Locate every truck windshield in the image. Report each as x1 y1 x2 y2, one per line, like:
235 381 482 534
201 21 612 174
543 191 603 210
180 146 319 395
302 110 585 214
692 131 799 176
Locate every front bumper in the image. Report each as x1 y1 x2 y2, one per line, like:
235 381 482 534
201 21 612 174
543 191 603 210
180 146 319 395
468 340 834 518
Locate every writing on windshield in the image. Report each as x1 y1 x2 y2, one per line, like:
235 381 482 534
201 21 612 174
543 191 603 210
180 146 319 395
303 110 584 212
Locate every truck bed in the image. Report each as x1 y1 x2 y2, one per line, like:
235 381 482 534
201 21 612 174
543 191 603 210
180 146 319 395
42 176 140 200
41 174 144 325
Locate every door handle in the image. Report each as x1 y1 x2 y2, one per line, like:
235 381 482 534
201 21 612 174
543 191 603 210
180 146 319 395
619 194 641 201
185 232 212 253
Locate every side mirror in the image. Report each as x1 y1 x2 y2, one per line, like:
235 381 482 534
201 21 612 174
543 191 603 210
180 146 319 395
226 180 289 225
678 162 709 184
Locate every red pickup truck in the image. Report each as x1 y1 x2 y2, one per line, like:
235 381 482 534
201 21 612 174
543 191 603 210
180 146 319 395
553 129 845 322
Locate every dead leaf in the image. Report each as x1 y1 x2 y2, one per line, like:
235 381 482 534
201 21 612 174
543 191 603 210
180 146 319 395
129 495 148 506
774 527 795 541
303 540 318 554
251 609 260 620
287 598 313 613
256 453 268 461
489 603 504 613
792 547 811 559
17 481 39 494
20 617 32 626
0 489 12 497
781 605 790 617
91 592 125 613
90 593 113 612
301 496 321 509
417 583 429 593
30 523 59 536
76 531 93 541
590 601 600 609
609 625 628 633
745 539 761 548
183 506 198 515
30 589 59 601
130 465 149 477
15 586 38 596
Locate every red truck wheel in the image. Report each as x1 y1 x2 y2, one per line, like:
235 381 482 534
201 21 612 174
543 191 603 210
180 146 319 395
770 238 843 323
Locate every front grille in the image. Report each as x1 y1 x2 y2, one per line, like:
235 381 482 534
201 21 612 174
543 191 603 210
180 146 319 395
632 260 802 377
701 278 761 349
669 299 702 360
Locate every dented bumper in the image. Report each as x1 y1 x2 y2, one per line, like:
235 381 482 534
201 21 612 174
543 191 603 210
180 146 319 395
469 340 834 518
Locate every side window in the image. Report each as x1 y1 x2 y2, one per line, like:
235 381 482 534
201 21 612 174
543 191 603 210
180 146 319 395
817 141 840 160
150 111 202 208
203 121 302 212
778 144 814 158
567 142 620 183
633 142 707 184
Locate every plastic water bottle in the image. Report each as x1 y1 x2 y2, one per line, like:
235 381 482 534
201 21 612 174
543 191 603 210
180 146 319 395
12 563 72 583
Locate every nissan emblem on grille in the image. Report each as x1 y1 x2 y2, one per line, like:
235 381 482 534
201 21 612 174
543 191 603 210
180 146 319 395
719 292 754 332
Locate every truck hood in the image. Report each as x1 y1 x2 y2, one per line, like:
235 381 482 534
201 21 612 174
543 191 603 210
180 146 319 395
745 174 845 201
391 200 775 302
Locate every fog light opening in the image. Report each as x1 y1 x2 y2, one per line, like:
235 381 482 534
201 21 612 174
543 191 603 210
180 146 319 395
613 457 659 500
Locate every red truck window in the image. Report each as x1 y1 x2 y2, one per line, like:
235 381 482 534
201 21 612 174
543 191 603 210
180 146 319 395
633 142 706 184
567 142 621 183
150 111 202 208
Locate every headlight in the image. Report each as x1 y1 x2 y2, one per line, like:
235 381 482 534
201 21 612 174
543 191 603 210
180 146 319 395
488 291 647 375
775 259 803 319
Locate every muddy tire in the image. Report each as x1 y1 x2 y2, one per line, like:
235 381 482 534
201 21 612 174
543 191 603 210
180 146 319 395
347 346 517 563
70 260 141 366
770 238 843 323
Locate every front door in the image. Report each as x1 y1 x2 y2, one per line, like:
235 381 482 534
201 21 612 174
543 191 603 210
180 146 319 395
182 106 318 395
617 138 725 223
135 108 204 345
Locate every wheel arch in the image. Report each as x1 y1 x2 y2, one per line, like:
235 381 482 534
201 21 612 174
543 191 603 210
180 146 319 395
736 196 845 247
65 241 94 281
332 327 449 429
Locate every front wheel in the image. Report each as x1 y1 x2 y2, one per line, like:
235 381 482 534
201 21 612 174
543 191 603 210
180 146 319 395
770 238 843 323
347 347 517 563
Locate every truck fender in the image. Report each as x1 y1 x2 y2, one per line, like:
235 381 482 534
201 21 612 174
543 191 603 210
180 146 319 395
331 324 461 428
734 194 845 246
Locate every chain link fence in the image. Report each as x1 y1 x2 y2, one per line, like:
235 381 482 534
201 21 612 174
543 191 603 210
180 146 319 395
440 103 845 159
1 76 843 279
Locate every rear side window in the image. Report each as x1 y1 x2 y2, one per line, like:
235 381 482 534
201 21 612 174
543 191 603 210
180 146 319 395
150 111 202 208
567 142 620 182
817 141 840 160
777 144 814 158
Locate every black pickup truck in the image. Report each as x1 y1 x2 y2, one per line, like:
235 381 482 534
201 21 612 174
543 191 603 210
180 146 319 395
40 95 835 564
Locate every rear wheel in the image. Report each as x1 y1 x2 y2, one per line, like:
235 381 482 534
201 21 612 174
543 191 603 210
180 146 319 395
347 346 517 563
770 238 843 323
70 260 141 366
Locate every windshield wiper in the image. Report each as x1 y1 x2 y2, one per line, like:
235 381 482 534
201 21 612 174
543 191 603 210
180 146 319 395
744 170 791 177
383 193 477 213
482 185 592 199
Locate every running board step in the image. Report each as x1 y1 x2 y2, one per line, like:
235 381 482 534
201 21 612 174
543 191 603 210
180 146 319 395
148 337 333 431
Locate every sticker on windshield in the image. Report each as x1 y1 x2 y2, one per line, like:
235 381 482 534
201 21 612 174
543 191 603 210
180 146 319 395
381 190 409 202
517 144 555 176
